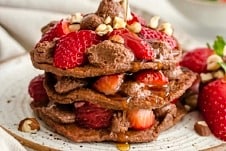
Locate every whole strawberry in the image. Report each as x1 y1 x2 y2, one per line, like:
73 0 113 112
180 48 213 73
54 30 101 69
198 78 226 141
28 75 49 106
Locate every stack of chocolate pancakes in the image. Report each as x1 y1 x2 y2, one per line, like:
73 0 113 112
30 0 197 143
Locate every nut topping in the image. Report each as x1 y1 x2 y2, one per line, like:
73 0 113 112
207 54 223 71
18 118 40 133
158 22 173 36
127 22 142 33
113 16 127 29
194 121 211 136
149 16 160 29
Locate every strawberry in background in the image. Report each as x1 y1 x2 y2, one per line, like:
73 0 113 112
180 36 226 141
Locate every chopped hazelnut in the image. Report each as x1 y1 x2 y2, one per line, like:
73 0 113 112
194 121 211 136
109 35 124 44
96 24 113 36
213 70 225 79
200 73 213 83
113 17 127 29
104 16 112 25
70 13 83 24
127 22 142 33
68 24 80 32
18 118 40 133
149 16 160 29
158 22 173 36
207 54 223 71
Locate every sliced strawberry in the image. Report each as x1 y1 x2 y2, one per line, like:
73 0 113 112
108 29 154 61
75 102 113 129
127 12 147 26
135 70 169 86
180 48 213 73
139 26 177 49
93 74 124 95
28 75 49 106
198 78 226 141
127 109 155 130
53 30 101 69
40 20 70 42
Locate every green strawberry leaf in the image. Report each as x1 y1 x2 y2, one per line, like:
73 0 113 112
218 62 226 73
213 36 226 56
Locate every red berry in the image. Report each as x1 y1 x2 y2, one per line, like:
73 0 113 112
75 102 113 129
198 78 226 141
139 26 177 49
127 12 147 26
40 20 70 42
135 70 169 86
53 30 101 69
180 48 213 73
28 75 49 104
93 74 124 95
127 109 155 130
108 29 154 61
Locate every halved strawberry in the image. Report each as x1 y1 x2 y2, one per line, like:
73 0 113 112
135 70 169 86
40 20 70 42
75 102 113 129
139 26 177 49
108 29 154 61
127 109 155 130
93 74 124 95
53 30 102 69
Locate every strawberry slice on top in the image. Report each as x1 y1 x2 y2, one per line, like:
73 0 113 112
53 30 102 69
139 26 178 49
40 20 70 42
108 29 154 61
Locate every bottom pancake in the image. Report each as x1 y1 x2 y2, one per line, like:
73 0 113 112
31 102 187 143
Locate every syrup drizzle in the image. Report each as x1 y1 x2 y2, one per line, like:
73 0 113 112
116 143 130 151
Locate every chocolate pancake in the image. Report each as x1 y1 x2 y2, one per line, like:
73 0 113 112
30 39 181 78
43 69 197 110
31 102 186 143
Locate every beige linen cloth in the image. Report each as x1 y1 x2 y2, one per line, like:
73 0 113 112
0 0 201 150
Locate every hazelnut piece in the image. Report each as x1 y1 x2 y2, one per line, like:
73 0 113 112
194 121 211 136
18 118 40 133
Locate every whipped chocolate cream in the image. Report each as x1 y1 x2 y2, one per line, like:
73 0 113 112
33 41 55 64
96 0 125 19
87 40 134 68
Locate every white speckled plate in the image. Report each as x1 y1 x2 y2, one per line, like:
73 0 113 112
0 53 224 151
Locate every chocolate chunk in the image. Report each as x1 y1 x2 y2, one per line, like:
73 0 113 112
194 121 211 136
87 40 134 68
80 13 104 30
96 0 125 19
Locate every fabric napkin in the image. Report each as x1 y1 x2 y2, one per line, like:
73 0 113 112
0 127 27 151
